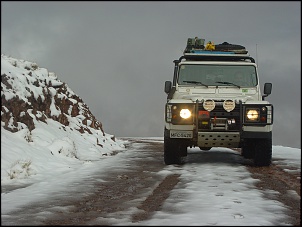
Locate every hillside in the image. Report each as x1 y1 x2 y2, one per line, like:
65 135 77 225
1 54 125 181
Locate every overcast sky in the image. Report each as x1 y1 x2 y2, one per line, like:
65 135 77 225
1 1 301 148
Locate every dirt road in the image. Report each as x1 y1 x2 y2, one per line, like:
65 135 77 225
2 139 300 226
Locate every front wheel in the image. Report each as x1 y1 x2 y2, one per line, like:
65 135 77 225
164 137 186 165
241 139 256 159
253 138 272 167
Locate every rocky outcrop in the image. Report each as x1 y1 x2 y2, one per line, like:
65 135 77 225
1 54 105 136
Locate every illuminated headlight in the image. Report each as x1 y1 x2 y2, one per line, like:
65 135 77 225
243 105 273 125
246 109 259 121
170 104 194 124
180 109 191 119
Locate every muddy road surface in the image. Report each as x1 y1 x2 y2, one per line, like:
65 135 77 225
1 138 300 226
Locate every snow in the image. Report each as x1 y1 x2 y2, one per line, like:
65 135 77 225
1 54 301 225
135 147 299 226
1 132 301 225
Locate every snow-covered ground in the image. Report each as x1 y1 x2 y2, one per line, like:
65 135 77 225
1 130 300 225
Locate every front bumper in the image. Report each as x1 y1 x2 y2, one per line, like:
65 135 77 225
197 131 240 147
165 128 272 148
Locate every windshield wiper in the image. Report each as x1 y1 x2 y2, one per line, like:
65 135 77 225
215 81 241 88
183 80 208 88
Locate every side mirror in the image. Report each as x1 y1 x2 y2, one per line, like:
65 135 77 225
164 81 172 94
262 83 272 100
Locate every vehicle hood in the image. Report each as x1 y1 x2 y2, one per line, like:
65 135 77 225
174 86 260 103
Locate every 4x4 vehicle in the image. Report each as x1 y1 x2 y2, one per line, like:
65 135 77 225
164 38 273 166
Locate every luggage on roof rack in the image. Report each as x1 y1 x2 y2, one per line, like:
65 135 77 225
191 49 248 54
186 37 205 49
184 37 205 53
215 42 248 54
184 38 248 54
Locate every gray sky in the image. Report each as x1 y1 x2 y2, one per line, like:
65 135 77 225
1 1 301 148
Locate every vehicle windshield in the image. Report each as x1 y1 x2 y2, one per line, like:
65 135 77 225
178 64 258 87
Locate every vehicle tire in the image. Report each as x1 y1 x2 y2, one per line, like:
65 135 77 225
180 143 188 157
164 137 184 165
241 139 255 159
253 138 272 167
199 147 212 151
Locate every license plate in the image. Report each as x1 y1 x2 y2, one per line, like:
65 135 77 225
170 131 193 138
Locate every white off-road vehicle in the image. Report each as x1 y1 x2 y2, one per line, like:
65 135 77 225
164 38 273 166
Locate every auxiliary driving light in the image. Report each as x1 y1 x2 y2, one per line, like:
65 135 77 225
223 99 235 112
203 100 215 111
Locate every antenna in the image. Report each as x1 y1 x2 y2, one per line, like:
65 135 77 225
256 44 258 66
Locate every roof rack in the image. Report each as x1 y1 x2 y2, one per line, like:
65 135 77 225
179 52 255 63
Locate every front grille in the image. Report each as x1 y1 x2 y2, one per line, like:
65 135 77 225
198 102 241 131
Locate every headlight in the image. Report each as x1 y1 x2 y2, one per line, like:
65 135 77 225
246 109 259 121
180 109 191 119
243 105 273 125
170 104 194 124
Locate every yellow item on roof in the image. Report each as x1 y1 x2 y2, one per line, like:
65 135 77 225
205 41 215 51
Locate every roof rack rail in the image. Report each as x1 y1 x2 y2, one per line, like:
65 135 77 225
179 53 255 63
